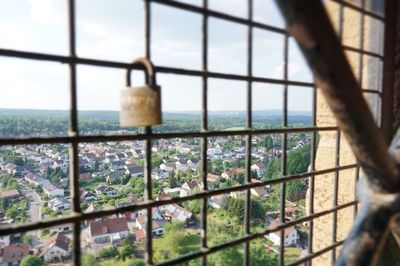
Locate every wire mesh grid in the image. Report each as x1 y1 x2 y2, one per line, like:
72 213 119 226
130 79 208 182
0 0 390 265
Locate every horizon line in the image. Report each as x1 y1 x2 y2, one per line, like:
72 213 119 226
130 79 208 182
0 107 312 113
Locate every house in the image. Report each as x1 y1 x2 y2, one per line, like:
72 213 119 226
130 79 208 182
14 165 33 177
125 165 144 177
0 244 30 266
221 168 246 180
181 180 201 196
250 187 269 198
80 189 97 201
221 170 234 180
111 161 126 171
48 198 71 212
49 224 73 234
159 204 195 225
209 194 225 209
3 164 16 175
230 190 246 198
53 160 68 173
0 190 20 201
0 221 19 249
251 163 266 178
135 209 164 230
105 155 118 163
43 183 64 198
79 172 92 181
24 173 49 187
106 172 124 182
135 217 168 239
207 173 220 183
89 217 130 245
175 160 190 171
39 233 71 262
162 187 185 197
85 203 102 214
152 169 169 180
266 219 298 247
159 163 175 173
103 186 119 196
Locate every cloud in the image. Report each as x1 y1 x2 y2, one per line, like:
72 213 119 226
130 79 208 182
28 0 66 24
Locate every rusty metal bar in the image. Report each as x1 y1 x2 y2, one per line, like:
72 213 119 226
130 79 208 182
274 0 400 265
274 0 400 193
381 0 398 142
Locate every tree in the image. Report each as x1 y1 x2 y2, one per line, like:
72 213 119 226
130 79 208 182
119 244 135 261
264 159 281 180
165 221 185 233
20 255 43 266
183 200 200 214
12 157 24 166
82 254 99 266
168 171 177 188
126 260 145 266
250 240 278 265
22 234 34 246
251 199 265 220
221 197 245 222
287 145 310 175
208 246 242 266
263 136 274 150
163 222 187 256
98 247 118 258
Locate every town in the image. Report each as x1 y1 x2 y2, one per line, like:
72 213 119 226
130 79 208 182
0 130 311 265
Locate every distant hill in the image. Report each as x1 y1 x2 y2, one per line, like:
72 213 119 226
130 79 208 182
0 108 311 119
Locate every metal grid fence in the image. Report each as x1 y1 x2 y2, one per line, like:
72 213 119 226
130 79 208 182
0 0 392 265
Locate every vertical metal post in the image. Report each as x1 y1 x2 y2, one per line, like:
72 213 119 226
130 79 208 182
306 82 318 266
67 0 81 265
381 0 398 142
279 34 289 266
244 1 253 265
144 0 153 265
200 0 209 265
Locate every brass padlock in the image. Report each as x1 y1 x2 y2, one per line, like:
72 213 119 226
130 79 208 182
120 58 162 127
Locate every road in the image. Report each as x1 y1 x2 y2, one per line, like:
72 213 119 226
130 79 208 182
19 184 42 239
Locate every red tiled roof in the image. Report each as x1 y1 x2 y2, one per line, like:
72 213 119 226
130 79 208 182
135 229 146 241
2 244 29 263
184 180 200 190
90 217 129 237
269 219 296 238
39 233 70 257
0 189 20 199
207 173 220 182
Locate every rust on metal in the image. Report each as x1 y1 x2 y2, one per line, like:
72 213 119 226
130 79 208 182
274 0 399 194
274 0 400 265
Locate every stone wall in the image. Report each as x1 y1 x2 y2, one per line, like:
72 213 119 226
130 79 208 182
307 1 383 265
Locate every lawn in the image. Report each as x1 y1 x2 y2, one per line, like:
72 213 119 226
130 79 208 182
153 231 201 263
285 247 302 264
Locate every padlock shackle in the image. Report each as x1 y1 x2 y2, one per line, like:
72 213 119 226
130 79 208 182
126 58 156 86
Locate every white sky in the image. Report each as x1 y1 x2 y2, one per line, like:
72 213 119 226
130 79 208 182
0 0 313 112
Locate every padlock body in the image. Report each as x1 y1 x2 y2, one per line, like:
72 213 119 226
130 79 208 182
120 85 162 127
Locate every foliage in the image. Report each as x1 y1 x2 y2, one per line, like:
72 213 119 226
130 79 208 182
81 254 99 266
98 247 118 259
164 221 185 234
208 243 242 266
22 234 34 245
126 260 145 266
249 240 278 265
20 255 43 266
264 159 281 180
183 200 200 214
119 244 135 261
